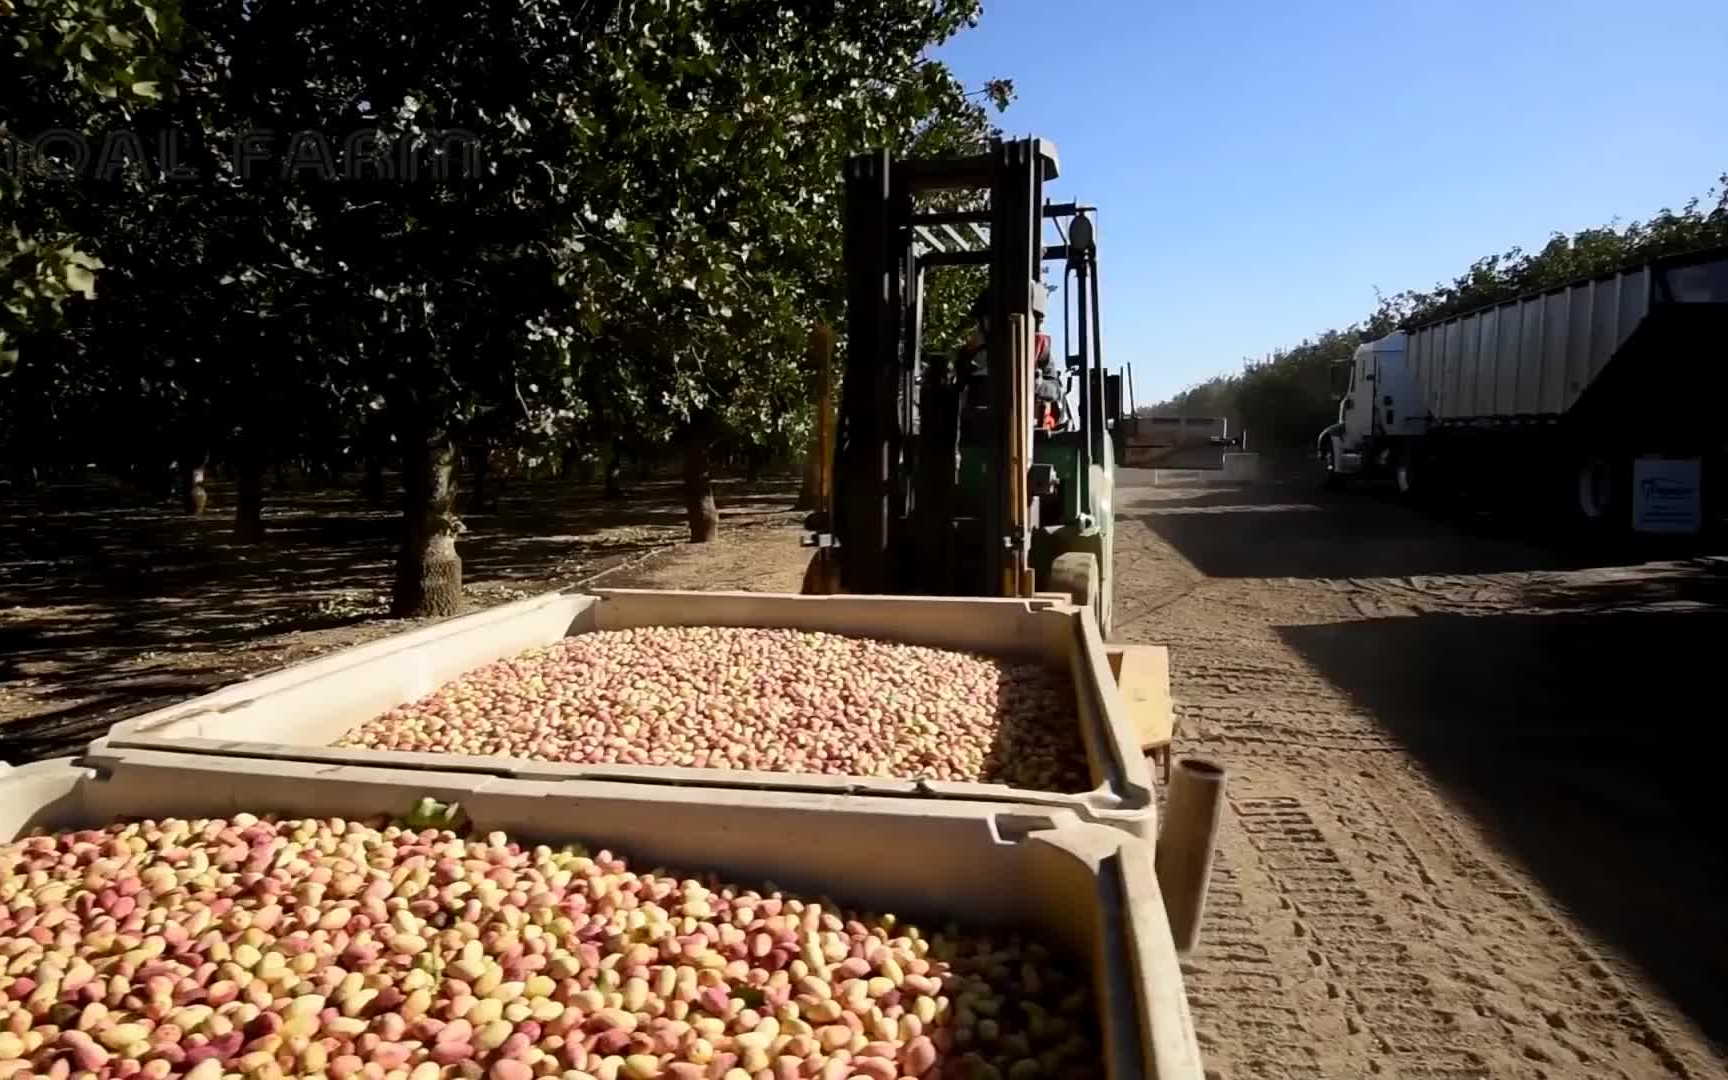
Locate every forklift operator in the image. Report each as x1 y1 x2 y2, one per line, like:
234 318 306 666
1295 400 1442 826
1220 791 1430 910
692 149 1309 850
958 289 1071 433
1032 334 1069 431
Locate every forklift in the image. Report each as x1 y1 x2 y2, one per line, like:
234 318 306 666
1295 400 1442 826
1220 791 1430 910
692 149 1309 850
801 136 1124 638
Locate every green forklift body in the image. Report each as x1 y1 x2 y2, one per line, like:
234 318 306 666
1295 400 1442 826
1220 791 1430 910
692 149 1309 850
955 426 1117 633
1028 429 1115 632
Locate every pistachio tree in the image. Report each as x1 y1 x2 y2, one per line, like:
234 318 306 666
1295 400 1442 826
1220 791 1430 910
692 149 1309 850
1 0 185 372
1 0 1014 614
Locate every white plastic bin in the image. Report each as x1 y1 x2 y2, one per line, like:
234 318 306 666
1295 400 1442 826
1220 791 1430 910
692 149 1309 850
0 749 1202 1079
98 589 1157 839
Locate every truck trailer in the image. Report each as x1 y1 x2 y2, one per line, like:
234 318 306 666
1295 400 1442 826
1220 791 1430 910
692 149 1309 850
1119 414 1244 469
1317 245 1728 535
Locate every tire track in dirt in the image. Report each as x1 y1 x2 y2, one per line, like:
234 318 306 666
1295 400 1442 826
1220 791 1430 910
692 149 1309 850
1112 476 1722 1079
1343 772 1701 1079
1193 757 1701 1080
1181 821 1341 1079
1231 789 1493 1079
1171 638 1402 756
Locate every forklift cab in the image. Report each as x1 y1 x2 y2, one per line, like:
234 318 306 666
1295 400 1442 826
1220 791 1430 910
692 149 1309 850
958 285 1064 442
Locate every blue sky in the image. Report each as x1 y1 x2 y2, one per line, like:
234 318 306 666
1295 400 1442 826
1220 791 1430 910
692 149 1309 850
935 0 1728 404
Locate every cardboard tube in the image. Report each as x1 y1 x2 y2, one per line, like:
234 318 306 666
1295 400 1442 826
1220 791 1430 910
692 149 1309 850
1155 757 1228 956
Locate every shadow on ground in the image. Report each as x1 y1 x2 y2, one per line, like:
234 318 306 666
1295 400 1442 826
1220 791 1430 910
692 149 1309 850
1123 475 1685 580
0 474 800 762
1279 558 1728 1052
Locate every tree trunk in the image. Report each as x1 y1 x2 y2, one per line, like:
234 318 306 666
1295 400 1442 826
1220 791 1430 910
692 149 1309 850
392 428 463 618
604 443 626 501
745 448 762 485
234 451 266 543
797 458 821 510
570 445 597 483
182 462 208 515
363 456 387 506
684 436 718 543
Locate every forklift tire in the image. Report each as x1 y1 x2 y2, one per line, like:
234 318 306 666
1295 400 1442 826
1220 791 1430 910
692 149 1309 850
1049 552 1103 635
800 551 843 595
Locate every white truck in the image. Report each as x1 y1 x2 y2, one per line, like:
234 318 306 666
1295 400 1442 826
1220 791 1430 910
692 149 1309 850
1318 245 1728 536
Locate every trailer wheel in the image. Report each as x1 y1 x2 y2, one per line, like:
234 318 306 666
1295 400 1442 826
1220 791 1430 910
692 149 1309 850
1394 452 1419 499
1050 552 1104 637
1321 439 1345 491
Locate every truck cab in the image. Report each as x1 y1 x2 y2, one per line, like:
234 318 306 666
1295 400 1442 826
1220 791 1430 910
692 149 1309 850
1318 331 1428 490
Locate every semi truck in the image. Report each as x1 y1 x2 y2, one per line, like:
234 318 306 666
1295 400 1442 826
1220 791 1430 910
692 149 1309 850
1317 244 1728 535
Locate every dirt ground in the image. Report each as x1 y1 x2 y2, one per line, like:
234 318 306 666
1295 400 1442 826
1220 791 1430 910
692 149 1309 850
3 466 1725 1078
0 474 805 761
1115 469 1726 1080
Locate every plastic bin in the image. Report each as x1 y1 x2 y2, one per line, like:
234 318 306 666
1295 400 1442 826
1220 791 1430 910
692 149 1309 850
97 589 1158 839
0 748 1203 1079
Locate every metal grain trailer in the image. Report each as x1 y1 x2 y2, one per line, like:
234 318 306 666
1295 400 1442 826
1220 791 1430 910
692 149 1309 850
1318 245 1728 534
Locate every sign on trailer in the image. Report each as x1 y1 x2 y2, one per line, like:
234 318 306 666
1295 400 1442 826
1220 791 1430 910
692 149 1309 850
1632 457 1702 534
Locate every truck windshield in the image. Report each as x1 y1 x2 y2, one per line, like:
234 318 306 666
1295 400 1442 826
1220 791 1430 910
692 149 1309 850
1664 259 1728 302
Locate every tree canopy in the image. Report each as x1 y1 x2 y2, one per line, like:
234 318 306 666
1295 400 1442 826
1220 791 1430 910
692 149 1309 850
1 0 1013 613
1 0 186 369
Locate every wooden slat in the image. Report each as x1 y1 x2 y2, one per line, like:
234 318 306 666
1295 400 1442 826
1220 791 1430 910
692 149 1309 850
1107 644 1174 752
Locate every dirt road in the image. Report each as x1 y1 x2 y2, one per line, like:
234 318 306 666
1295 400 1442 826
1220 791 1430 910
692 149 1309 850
1111 470 1726 1079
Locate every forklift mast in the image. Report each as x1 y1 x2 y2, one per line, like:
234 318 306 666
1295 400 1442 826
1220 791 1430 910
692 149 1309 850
813 136 1109 600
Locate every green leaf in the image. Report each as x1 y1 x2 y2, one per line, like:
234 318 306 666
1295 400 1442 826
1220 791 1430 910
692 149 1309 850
402 796 469 831
64 261 97 297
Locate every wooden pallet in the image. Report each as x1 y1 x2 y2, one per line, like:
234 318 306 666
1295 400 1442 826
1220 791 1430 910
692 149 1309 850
1030 593 1177 781
1106 643 1175 782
